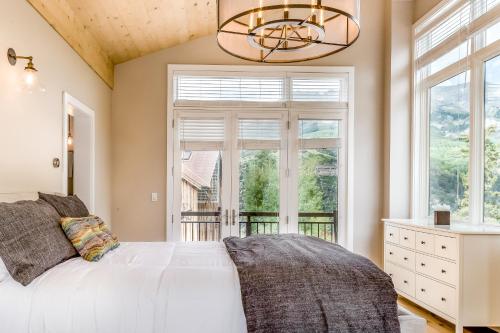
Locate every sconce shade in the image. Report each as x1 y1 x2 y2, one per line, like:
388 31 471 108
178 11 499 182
217 0 360 63
7 48 45 93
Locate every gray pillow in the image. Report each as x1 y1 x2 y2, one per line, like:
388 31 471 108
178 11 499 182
38 192 89 217
0 199 77 286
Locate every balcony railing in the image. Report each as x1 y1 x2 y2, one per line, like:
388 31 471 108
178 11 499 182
181 211 221 242
181 211 337 243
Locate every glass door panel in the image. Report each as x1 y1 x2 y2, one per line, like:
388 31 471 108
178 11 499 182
238 149 280 237
297 119 340 242
180 150 223 241
298 148 338 242
233 116 284 237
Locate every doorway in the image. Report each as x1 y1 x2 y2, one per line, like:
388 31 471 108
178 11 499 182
171 110 346 243
62 92 95 213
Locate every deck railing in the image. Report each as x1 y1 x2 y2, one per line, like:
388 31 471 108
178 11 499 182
181 211 337 243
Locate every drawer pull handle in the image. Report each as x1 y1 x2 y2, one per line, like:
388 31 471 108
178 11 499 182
403 280 408 284
441 297 446 302
420 288 426 292
389 233 393 236
389 252 393 255
420 262 426 267
441 269 446 274
441 245 447 250
403 257 408 261
421 241 426 245
404 237 408 240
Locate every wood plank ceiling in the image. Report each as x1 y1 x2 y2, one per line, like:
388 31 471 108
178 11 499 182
27 0 217 88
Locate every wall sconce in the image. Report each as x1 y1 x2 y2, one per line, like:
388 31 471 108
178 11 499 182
7 48 46 93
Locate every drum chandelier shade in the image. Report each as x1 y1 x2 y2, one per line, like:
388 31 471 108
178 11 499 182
216 0 361 63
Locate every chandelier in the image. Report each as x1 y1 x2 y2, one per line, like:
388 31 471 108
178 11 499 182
216 0 360 63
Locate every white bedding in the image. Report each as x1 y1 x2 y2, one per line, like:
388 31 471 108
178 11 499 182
0 242 247 333
0 242 425 333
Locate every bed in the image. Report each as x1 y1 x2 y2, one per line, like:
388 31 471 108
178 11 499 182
0 193 426 333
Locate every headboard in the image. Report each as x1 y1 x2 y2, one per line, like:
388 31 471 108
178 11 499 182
0 192 39 203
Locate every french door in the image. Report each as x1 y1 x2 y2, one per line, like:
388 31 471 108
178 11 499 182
172 109 345 242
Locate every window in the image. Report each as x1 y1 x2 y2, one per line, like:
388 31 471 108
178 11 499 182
167 66 354 247
484 55 500 223
413 0 500 224
429 72 470 218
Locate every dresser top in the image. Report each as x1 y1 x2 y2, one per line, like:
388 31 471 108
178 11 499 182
382 218 500 235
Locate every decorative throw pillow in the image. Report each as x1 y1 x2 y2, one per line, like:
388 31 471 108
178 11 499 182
0 200 78 286
60 216 119 262
38 192 89 217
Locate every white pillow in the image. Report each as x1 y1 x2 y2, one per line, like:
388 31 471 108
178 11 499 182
0 257 10 283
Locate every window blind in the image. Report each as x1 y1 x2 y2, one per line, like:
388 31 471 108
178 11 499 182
175 75 285 104
291 77 347 102
415 0 500 63
179 118 225 150
238 118 281 149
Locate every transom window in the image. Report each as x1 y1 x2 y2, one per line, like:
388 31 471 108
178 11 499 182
167 66 354 248
413 0 500 224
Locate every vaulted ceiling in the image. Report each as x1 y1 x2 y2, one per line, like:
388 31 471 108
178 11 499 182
27 0 218 88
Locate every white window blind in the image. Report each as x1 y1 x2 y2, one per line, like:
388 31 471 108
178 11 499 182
179 118 225 150
238 118 281 149
415 0 500 65
175 75 285 105
291 77 347 103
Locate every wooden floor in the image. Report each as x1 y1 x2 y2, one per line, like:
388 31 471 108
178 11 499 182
398 297 498 333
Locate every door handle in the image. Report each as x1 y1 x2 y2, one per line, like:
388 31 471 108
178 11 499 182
225 209 229 226
232 209 236 226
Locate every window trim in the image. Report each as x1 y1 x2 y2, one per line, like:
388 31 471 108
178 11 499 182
412 0 500 224
167 65 355 248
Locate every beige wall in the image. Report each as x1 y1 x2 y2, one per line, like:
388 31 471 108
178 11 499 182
112 0 388 264
414 0 443 22
384 0 415 219
0 1 112 222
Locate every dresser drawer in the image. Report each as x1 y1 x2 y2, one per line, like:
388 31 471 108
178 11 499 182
399 228 416 249
434 235 458 261
415 253 457 286
385 225 400 244
391 264 415 298
415 231 434 254
416 274 456 319
385 243 415 271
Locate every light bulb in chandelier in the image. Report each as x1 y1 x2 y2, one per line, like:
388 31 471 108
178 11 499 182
217 0 360 63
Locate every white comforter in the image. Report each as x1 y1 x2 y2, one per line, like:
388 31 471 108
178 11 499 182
0 242 247 333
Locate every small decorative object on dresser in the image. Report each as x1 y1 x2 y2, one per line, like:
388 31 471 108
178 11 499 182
434 210 450 225
383 219 500 333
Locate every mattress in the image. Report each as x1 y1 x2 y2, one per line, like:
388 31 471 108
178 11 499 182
0 242 425 333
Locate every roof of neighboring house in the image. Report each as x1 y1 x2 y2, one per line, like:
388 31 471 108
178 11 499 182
182 151 219 189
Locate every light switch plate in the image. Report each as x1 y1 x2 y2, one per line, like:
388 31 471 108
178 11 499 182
151 192 158 202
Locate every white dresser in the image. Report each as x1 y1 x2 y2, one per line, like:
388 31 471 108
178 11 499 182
383 219 500 333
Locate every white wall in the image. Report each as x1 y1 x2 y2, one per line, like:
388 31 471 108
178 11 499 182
112 0 388 264
0 1 112 222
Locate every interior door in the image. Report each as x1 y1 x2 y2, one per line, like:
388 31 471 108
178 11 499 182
230 112 288 237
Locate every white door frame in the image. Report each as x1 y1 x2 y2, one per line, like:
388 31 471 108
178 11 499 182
62 91 96 213
166 64 355 251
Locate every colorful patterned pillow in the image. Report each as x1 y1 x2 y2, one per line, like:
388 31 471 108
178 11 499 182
60 216 119 262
